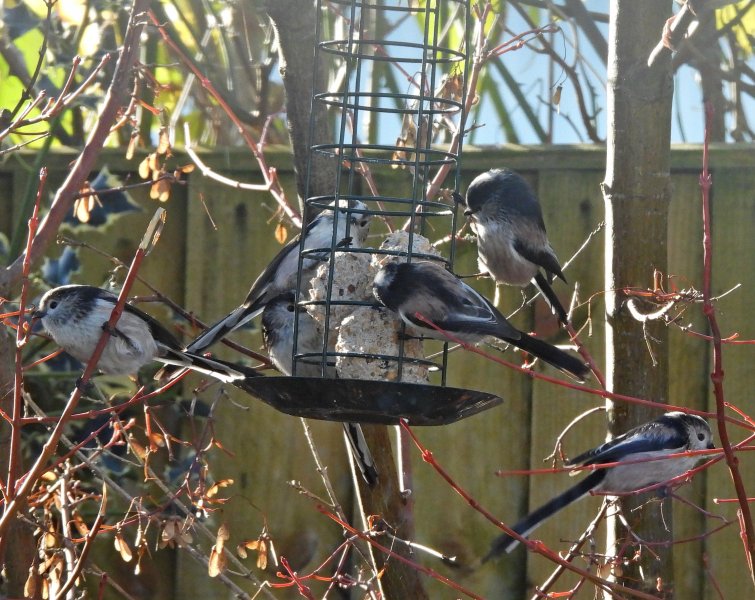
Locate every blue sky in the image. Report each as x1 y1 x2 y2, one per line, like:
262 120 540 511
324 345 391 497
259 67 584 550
355 1 746 146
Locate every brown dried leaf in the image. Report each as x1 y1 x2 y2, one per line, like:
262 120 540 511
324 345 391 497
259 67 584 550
159 519 177 549
147 153 159 174
440 73 464 102
41 470 57 482
256 540 268 570
274 223 288 244
114 533 133 562
206 479 234 499
150 178 171 202
236 539 260 559
128 435 147 460
178 163 195 173
44 531 57 549
216 523 230 545
71 512 89 537
138 156 151 179
179 527 193 547
134 543 147 576
208 546 226 578
552 84 562 114
237 538 269 569
48 555 63 585
156 128 170 155
147 431 164 450
73 194 97 223
391 136 408 169
24 563 37 598
38 554 54 575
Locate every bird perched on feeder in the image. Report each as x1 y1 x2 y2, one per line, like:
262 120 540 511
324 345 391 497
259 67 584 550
261 292 378 486
183 199 371 355
33 285 259 383
372 261 588 381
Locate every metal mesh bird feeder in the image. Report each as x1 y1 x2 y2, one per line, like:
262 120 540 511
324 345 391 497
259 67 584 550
241 0 502 424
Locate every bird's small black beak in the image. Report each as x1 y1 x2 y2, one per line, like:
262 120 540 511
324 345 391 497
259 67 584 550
463 208 475 216
451 191 465 205
707 442 715 450
31 309 44 320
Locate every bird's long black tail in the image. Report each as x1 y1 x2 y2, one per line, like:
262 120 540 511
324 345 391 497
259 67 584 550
533 272 569 326
509 332 589 381
185 303 262 355
343 422 379 486
483 470 604 561
158 349 261 384
157 304 263 382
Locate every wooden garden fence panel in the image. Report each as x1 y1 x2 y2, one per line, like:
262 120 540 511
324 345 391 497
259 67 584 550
2 145 753 599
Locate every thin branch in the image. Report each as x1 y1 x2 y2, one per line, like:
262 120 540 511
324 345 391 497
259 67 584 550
148 10 301 228
0 2 142 290
0 204 157 545
398 421 661 600
184 124 271 191
52 484 108 600
700 101 755 583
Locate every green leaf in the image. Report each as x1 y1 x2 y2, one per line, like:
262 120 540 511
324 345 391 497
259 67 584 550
717 1 754 55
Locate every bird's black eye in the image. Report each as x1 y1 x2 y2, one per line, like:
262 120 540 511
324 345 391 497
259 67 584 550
287 303 295 312
698 432 706 441
360 219 368 227
49 301 59 309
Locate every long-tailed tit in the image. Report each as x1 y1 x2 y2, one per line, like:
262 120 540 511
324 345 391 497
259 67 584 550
372 261 589 381
185 199 371 355
483 411 714 560
261 292 378 485
33 285 258 384
458 168 569 325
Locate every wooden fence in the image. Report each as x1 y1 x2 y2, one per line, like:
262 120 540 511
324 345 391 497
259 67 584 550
2 145 754 599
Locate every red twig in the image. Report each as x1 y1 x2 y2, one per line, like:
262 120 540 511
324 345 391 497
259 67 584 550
317 505 485 600
681 328 755 344
496 446 720 480
18 373 185 426
147 10 301 228
6 169 44 499
53 484 108 599
566 320 606 388
411 312 753 431
278 557 316 600
488 24 560 58
0 0 147 292
397 421 662 600
0 207 161 545
700 101 755 584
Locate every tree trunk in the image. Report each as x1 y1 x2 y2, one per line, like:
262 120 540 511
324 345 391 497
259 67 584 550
262 0 336 215
603 1 675 597
258 2 429 595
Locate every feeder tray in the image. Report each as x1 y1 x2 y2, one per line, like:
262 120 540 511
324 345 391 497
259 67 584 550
234 376 502 426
